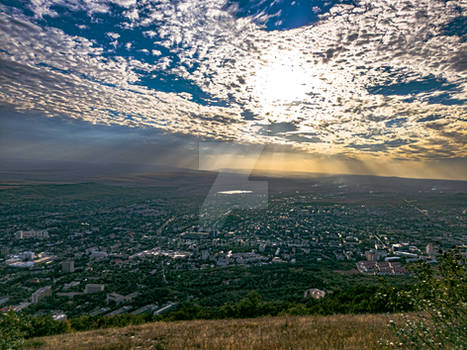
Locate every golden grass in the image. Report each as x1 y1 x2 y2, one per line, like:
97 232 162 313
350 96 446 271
24 313 399 350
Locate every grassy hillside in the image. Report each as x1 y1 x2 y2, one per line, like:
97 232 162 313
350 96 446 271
24 313 398 350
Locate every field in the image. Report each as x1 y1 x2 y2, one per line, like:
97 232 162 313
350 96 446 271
24 313 398 350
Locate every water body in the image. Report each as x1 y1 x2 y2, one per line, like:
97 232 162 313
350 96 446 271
217 190 253 194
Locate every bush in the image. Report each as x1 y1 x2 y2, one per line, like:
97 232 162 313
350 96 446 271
27 316 72 338
386 248 466 349
0 311 29 350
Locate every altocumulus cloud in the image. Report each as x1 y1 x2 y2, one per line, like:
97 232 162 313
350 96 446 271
0 0 465 162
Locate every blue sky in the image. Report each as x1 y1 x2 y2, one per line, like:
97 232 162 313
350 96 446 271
0 0 466 178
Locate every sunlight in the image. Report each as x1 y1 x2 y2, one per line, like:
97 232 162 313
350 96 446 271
253 50 319 117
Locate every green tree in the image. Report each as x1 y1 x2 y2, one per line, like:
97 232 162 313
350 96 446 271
0 311 28 350
237 291 264 318
387 248 466 349
27 316 71 337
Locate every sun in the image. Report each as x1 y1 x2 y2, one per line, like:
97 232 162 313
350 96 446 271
252 50 318 117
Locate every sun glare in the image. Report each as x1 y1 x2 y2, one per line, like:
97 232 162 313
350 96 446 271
253 50 318 116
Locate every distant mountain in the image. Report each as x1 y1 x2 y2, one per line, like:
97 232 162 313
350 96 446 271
1 158 466 195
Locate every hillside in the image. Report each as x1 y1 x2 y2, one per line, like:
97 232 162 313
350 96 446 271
24 313 397 350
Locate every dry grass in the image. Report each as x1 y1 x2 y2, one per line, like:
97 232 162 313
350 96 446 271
24 313 399 350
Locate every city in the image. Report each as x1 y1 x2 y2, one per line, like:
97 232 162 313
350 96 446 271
0 0 465 347
1 173 465 320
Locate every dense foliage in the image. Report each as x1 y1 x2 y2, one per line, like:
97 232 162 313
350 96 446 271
386 249 466 349
0 311 27 350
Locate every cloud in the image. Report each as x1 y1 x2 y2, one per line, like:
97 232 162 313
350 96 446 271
106 32 120 39
0 0 465 164
0 110 199 169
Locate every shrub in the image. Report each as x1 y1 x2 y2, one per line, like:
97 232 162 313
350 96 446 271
0 310 29 350
386 248 466 349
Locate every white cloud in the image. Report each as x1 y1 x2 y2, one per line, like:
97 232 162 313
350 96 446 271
0 0 466 161
28 0 110 18
106 32 120 39
143 30 158 38
109 0 136 8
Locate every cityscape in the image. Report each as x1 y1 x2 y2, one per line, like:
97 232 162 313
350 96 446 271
1 174 465 320
0 0 465 348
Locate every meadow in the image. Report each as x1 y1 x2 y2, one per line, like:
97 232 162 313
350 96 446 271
24 313 398 350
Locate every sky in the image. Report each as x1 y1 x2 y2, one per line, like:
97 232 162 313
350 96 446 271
0 0 466 179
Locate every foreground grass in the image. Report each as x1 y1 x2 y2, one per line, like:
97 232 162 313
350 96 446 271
24 313 398 350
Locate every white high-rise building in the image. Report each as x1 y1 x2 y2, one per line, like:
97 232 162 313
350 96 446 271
31 286 51 303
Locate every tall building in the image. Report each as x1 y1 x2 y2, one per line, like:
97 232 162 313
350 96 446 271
426 243 437 258
31 286 51 304
365 250 376 261
365 249 387 262
61 260 75 273
0 247 9 257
